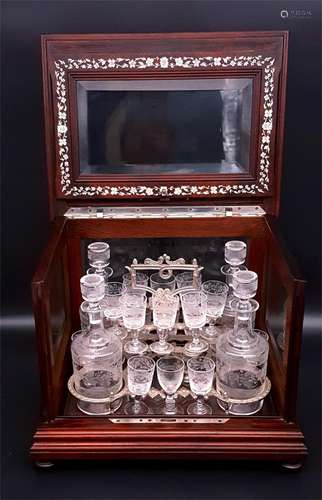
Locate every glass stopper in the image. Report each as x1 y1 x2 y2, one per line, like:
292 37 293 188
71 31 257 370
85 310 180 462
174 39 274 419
224 241 247 266
80 274 105 303
88 242 110 269
232 270 258 300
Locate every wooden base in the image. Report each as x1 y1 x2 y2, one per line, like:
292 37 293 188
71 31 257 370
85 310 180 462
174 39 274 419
30 417 307 462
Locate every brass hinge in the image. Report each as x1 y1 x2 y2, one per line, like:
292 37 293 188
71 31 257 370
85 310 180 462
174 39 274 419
64 205 265 219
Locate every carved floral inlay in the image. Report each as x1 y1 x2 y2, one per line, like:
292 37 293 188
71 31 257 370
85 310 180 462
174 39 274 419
54 55 275 197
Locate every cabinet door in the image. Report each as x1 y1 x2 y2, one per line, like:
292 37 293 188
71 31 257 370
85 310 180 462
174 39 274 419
32 217 71 420
264 216 305 421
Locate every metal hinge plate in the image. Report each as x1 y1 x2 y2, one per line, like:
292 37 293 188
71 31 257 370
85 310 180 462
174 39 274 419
64 205 265 219
109 417 229 424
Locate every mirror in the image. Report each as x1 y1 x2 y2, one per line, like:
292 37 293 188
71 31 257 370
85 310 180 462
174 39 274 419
81 236 248 282
77 78 252 176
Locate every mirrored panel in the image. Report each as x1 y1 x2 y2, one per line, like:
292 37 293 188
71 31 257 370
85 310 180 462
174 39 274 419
77 79 253 176
81 236 248 281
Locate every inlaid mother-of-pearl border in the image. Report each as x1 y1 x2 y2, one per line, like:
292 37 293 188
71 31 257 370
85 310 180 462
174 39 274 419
54 55 275 197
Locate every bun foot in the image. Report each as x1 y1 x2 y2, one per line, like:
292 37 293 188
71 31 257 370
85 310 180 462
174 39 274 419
281 461 303 471
35 461 55 469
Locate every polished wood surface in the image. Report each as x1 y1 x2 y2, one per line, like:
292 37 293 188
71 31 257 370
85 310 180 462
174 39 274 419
41 32 288 215
30 417 306 462
32 31 306 464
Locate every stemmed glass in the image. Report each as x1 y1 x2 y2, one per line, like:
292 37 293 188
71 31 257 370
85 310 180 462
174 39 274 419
122 272 149 291
102 282 127 340
156 356 185 415
187 357 215 415
175 272 201 293
150 272 176 335
201 281 229 341
150 272 176 291
181 291 208 356
122 289 148 355
124 356 155 415
150 289 179 355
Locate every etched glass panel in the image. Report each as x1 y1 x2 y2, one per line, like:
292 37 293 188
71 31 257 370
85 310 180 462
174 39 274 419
77 79 252 176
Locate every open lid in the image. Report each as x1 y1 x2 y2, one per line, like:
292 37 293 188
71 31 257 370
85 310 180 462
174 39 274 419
42 32 288 217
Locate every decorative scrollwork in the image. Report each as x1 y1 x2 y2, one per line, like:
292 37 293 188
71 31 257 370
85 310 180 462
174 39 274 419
125 254 203 293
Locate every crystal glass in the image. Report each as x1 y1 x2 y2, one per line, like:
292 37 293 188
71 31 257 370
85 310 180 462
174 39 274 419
181 291 208 356
201 280 229 341
156 356 185 415
122 289 148 355
87 265 113 280
150 289 179 355
233 269 258 299
88 242 110 269
102 282 127 340
124 355 155 415
187 357 215 415
71 274 123 415
216 271 269 415
224 240 247 267
79 301 90 332
150 272 176 291
122 272 149 290
87 241 113 279
175 272 201 292
221 240 247 315
80 273 105 302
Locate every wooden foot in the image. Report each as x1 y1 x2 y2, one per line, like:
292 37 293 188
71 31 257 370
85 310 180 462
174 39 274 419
281 462 303 471
35 461 55 469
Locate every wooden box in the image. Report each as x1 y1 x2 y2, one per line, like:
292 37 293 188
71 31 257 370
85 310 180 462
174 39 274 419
31 32 307 467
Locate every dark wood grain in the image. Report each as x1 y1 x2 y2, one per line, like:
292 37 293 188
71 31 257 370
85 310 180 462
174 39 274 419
41 32 288 214
30 417 306 462
31 31 307 464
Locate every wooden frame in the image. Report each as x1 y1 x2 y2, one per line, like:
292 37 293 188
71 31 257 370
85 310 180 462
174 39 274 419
41 32 289 217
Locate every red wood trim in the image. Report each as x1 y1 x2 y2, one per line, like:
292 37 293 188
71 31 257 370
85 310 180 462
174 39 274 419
30 417 306 461
42 32 289 42
273 32 289 216
66 216 266 239
41 32 287 212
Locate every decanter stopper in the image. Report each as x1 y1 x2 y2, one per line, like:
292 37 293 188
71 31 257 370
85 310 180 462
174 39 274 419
225 240 247 267
87 241 113 281
88 242 110 271
232 270 258 300
220 241 248 334
80 273 105 303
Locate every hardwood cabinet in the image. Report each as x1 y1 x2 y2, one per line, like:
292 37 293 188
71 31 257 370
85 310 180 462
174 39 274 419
31 32 306 466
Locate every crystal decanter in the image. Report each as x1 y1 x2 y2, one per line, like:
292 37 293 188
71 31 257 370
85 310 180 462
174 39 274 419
220 241 258 336
71 274 123 415
215 270 269 415
80 241 113 332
